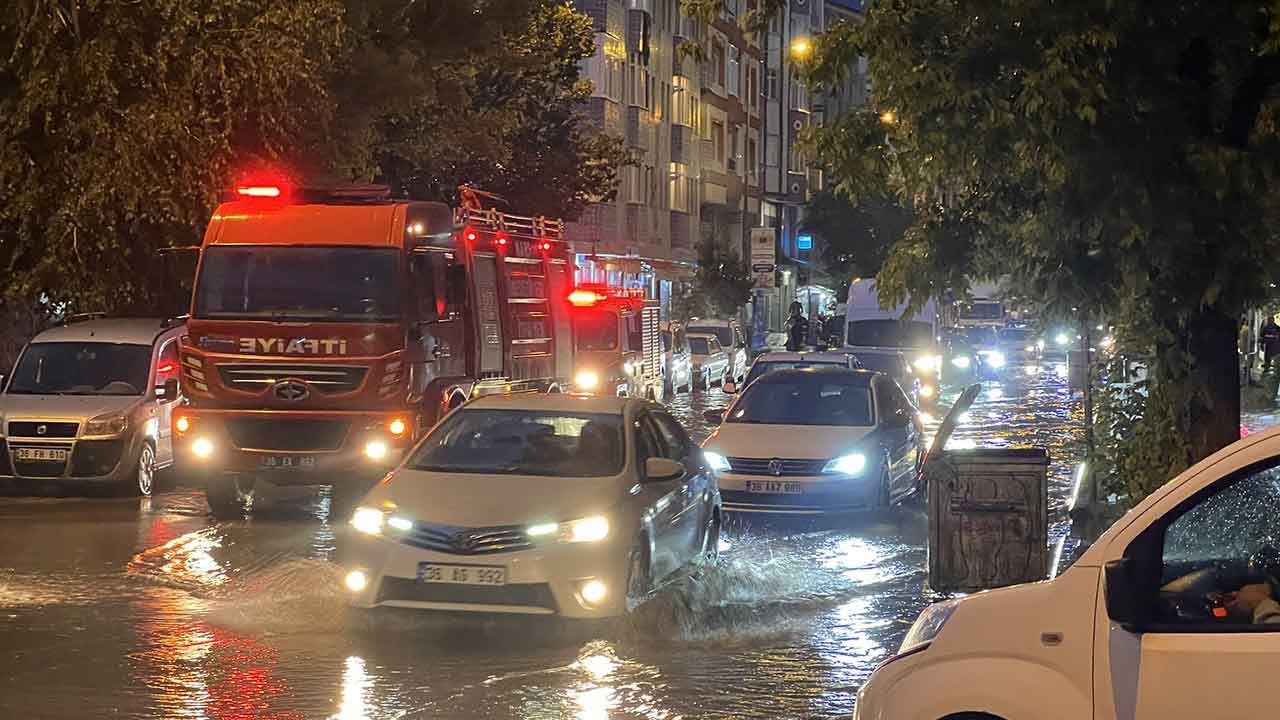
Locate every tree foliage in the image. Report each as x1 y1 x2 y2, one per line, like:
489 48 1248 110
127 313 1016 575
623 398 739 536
800 0 1280 493
0 0 623 316
801 191 911 293
678 237 755 320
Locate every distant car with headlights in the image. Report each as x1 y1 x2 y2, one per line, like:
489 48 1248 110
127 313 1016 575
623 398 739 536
688 333 732 390
701 368 923 514
0 317 185 496
735 350 861 392
851 349 927 407
342 393 721 619
997 325 1042 364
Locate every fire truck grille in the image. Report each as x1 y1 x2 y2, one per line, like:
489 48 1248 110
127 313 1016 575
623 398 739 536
217 364 367 394
225 418 348 452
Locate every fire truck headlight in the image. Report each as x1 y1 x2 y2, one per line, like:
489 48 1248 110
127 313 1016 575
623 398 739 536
192 437 214 459
623 361 635 375
364 441 389 461
575 370 600 390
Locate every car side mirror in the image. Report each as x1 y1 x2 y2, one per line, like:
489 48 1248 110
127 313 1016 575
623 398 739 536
158 378 179 401
722 381 738 395
888 410 910 428
644 457 685 482
1104 558 1140 630
702 408 727 424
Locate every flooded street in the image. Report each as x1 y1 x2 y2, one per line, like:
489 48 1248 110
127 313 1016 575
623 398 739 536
1 364 1085 719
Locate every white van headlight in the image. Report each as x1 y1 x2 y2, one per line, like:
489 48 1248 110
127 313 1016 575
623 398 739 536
83 411 129 438
899 599 960 654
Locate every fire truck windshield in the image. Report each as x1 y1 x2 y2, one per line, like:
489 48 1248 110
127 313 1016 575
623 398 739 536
194 246 400 323
574 309 618 351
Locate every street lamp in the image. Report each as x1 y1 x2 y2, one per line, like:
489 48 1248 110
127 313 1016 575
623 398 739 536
790 37 812 60
879 110 897 125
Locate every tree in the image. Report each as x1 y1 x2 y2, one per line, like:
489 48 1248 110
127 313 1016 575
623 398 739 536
677 237 755 321
797 0 1280 495
801 191 911 293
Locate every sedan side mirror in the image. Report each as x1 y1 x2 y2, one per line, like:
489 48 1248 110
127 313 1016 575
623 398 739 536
644 457 685 482
1104 557 1140 630
158 378 179 401
702 408 727 424
722 381 738 395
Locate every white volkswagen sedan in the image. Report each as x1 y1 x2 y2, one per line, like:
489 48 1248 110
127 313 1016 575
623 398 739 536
702 367 923 514
342 394 721 619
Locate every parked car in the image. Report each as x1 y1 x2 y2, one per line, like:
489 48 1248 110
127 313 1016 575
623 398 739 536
342 393 721 619
688 333 732 390
735 350 861 392
660 321 694 396
686 318 748 383
0 317 185 496
701 367 924 514
851 349 927 408
856 426 1280 719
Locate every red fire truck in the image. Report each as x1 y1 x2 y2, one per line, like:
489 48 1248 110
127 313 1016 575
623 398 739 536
567 285 665 403
173 182 576 512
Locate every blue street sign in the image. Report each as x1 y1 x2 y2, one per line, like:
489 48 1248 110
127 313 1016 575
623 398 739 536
797 234 813 251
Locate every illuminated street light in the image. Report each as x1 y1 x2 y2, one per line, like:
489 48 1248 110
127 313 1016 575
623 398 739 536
879 110 897 125
790 38 812 59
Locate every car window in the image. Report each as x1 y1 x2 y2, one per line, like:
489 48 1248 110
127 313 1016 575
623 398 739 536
728 375 876 427
1159 462 1280 628
651 412 691 460
634 414 665 462
709 337 722 353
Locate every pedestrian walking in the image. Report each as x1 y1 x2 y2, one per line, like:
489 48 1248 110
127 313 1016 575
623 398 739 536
785 301 809 352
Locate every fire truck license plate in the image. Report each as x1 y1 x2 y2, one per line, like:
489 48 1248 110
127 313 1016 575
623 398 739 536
260 455 316 470
744 480 802 494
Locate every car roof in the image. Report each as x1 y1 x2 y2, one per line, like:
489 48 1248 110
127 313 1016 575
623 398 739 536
687 332 719 341
754 351 853 362
750 366 878 385
687 319 734 327
463 392 635 414
32 318 175 346
848 348 905 358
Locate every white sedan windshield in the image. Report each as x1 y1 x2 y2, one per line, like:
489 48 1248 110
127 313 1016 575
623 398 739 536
408 410 625 477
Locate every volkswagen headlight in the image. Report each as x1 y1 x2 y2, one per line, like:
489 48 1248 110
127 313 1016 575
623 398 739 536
950 355 971 369
575 369 600 390
822 452 867 475
83 411 129 438
703 450 731 473
526 515 610 543
899 599 960 654
351 506 385 535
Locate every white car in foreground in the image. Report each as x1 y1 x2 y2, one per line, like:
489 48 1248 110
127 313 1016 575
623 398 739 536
856 426 1280 719
342 394 721 619
702 367 923 514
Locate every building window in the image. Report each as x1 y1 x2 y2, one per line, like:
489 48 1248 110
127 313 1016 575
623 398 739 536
669 162 691 213
712 38 726 88
671 76 694 127
746 64 758 102
727 45 740 97
729 125 741 173
746 136 758 181
712 119 725 165
765 68 778 99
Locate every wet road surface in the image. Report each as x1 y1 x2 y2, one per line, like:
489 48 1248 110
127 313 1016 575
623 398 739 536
1 363 1086 719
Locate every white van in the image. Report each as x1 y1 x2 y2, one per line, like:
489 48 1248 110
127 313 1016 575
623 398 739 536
844 279 941 397
855 426 1280 719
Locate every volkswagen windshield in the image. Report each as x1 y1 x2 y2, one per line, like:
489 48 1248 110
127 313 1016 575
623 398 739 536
7 343 151 396
193 245 400 323
727 372 875 427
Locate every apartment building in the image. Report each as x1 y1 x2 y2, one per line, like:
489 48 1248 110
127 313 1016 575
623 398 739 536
567 0 702 316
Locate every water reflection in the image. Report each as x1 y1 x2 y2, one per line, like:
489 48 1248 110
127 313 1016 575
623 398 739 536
336 656 371 720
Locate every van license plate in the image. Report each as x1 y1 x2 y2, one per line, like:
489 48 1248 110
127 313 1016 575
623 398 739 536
417 563 506 586
744 480 802 494
261 455 316 470
15 448 68 462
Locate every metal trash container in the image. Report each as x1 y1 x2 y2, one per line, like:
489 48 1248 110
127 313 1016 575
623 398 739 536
926 447 1050 592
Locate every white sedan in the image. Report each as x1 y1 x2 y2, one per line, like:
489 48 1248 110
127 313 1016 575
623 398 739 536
342 394 721 619
702 367 924 514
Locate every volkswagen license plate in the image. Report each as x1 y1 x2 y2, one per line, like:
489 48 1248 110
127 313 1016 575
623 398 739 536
417 563 506 586
14 448 68 462
260 455 316 470
744 480 802 494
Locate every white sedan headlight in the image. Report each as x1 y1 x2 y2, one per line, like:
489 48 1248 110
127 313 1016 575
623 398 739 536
822 452 867 475
525 515 610 543
703 450 731 473
83 411 129 438
351 506 385 535
899 599 960 654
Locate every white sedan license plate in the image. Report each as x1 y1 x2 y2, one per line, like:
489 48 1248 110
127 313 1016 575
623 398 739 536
417 563 506 586
745 480 802 494
15 448 68 462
